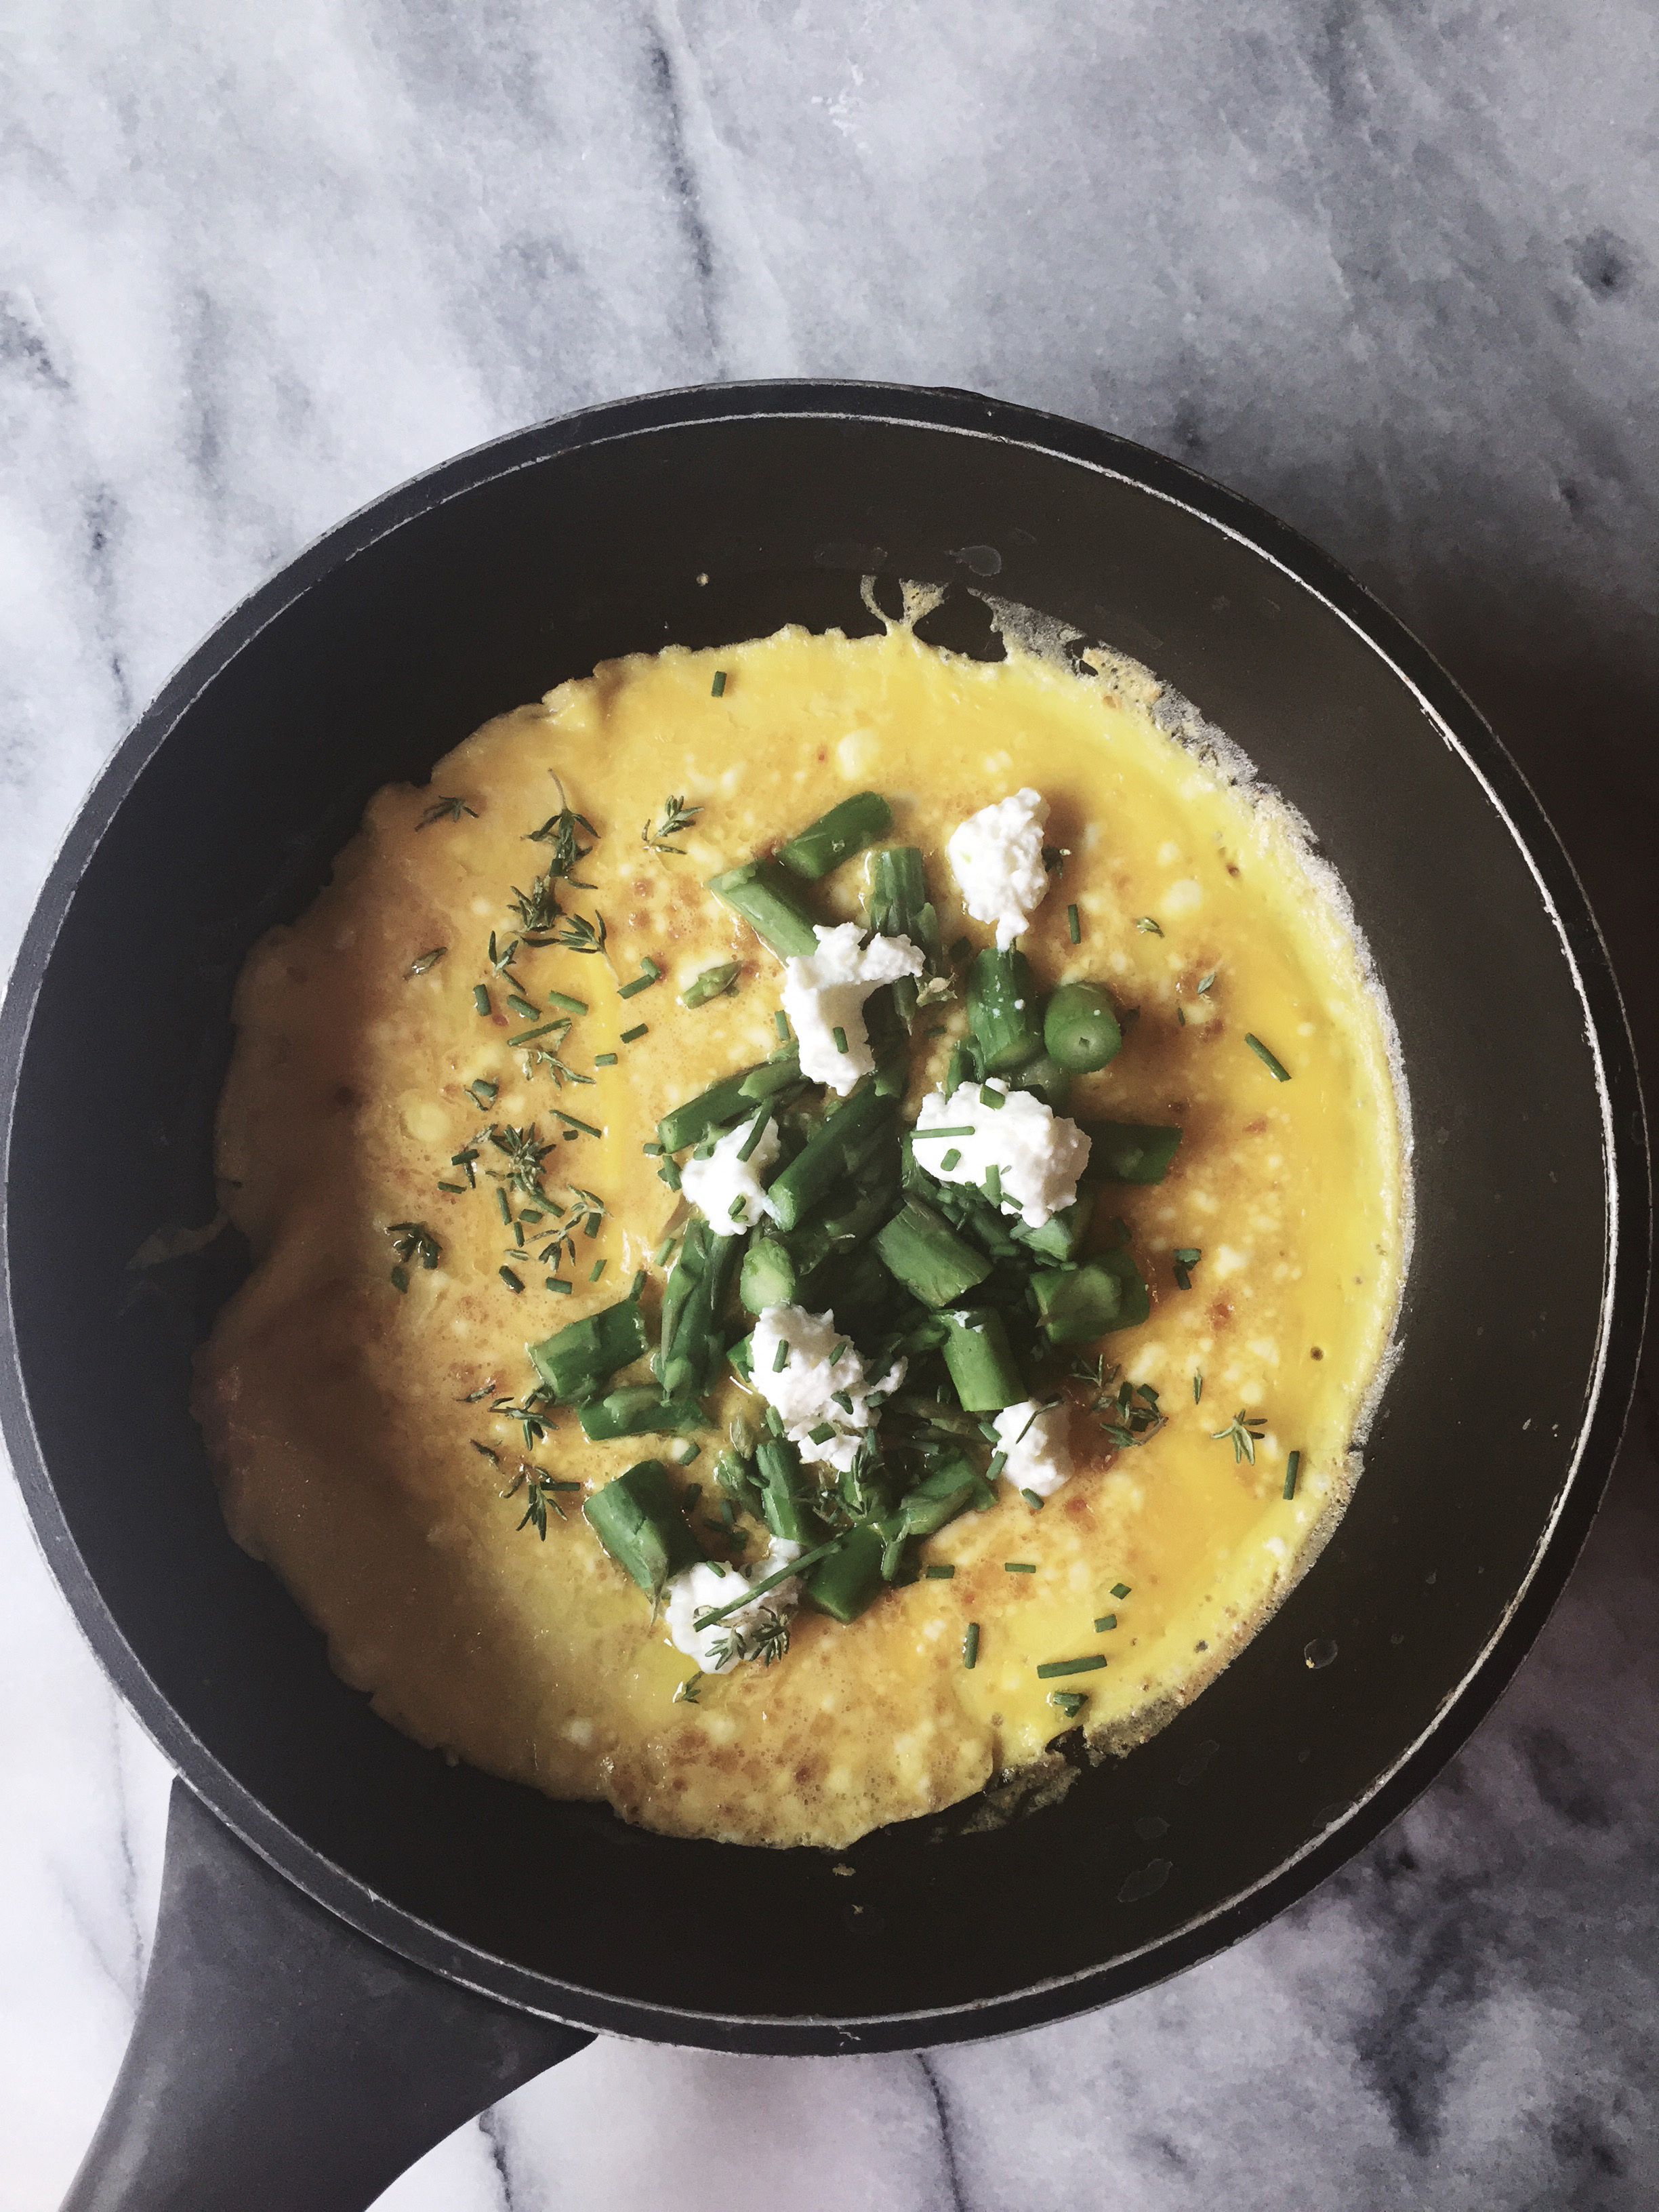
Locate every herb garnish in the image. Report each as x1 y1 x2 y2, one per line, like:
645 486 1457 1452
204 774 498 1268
644 795 703 855
525 781 596 885
501 1459 582 1538
489 1123 556 1204
1212 1408 1267 1464
407 947 447 977
1135 916 1163 935
386 1222 441 1292
1246 1032 1292 1081
1172 1246 1201 1290
1283 1450 1302 1500
417 796 478 828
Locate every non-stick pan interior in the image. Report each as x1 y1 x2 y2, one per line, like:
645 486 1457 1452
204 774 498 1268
0 390 1632 2049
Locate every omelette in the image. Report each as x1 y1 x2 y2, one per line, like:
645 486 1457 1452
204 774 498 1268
194 611 1408 1850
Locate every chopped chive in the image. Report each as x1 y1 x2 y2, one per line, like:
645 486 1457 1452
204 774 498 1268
495 1189 512 1225
1246 1033 1292 1081
436 1179 467 1193
1135 916 1163 936
1111 1582 1130 1599
735 1107 769 1162
1094 1613 1118 1633
1036 1655 1107 1678
808 1421 836 1444
1004 1561 1036 1574
546 1276 573 1294
1067 903 1081 943
987 1450 1008 1480
621 1023 648 1044
1193 1372 1204 1404
520 1209 544 1225
1049 1689 1088 1717
659 1158 682 1190
641 958 663 981
963 1622 980 1668
466 1079 498 1108
390 1263 410 1293
642 1141 664 1157
1173 1246 1202 1291
773 1338 791 1372
1176 1006 1186 1027
913 1125 976 1139
545 990 588 1015
506 994 541 1021
499 1267 525 1292
507 1019 568 1045
940 1147 962 1172
983 1163 1002 1205
712 670 728 696
653 1235 678 1265
594 1052 618 1066
830 1340 850 1366
591 1259 607 1282
1021 1488 1045 1511
729 1197 748 1221
618 974 655 1000
925 1563 956 1580
512 1221 525 1247
978 1084 1004 1109
1284 1449 1302 1500
472 985 492 1015
775 1010 791 1040
558 1112 603 1137
832 1025 849 1054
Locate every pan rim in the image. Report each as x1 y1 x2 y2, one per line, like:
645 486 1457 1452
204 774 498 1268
0 377 1647 2053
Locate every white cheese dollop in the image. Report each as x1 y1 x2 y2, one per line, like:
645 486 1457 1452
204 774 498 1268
750 1303 905 1474
994 1399 1074 1498
678 1114 781 1229
947 787 1052 948
664 1540 802 1672
781 923 926 1095
914 1078 1090 1229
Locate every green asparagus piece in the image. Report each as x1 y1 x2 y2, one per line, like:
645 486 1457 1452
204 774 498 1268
714 1448 764 1519
661 1223 739 1399
966 949 1044 1073
528 1298 649 1402
895 1454 991 1538
866 844 943 1025
874 1197 992 1307
706 859 821 958
1079 1120 1184 1184
658 1067 761 1153
777 792 895 881
1032 1248 1151 1344
737 1044 802 1101
1011 1189 1095 1263
767 1080 897 1231
681 960 741 1008
740 1235 798 1313
1008 1051 1073 1113
1043 981 1122 1072
578 1387 710 1440
583 1459 703 1593
756 1434 817 1543
804 1521 887 1622
939 1307 1026 1411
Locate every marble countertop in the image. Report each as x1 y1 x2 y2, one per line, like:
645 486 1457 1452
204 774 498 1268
3 3 1656 2205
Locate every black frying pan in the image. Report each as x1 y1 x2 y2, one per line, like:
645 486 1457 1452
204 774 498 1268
1 383 1645 2211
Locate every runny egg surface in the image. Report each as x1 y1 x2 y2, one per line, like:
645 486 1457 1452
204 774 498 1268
195 617 1408 1849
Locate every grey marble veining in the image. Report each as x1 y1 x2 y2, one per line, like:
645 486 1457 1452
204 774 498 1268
1 3 1655 2206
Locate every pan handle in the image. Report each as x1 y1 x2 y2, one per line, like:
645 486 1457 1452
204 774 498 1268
62 1778 592 2212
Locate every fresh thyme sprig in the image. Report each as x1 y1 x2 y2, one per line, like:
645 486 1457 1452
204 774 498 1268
506 874 562 939
1071 1355 1166 1448
525 780 596 886
552 909 608 957
417 796 478 829
643 794 702 855
1212 1408 1268 1464
491 1387 558 1451
487 1123 556 1204
406 946 447 977
500 1457 582 1538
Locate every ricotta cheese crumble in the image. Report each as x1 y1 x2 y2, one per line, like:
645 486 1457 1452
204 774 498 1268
679 1114 781 1229
781 923 926 1094
993 1399 1074 1498
947 788 1052 948
914 1078 1090 1229
750 1303 906 1473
